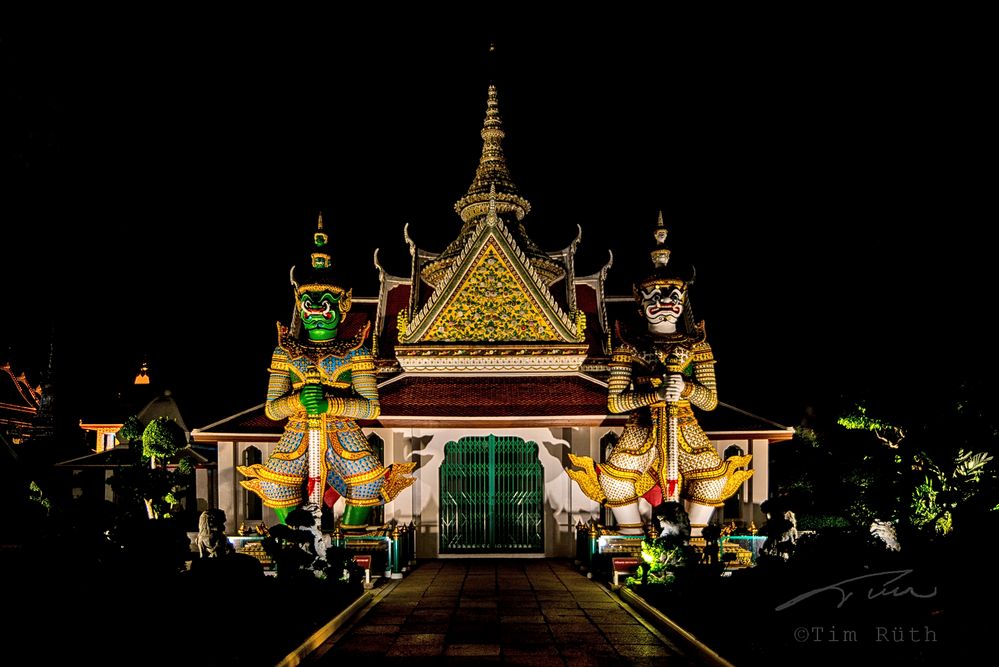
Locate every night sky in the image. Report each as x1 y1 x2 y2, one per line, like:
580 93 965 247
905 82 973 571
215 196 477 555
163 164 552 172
2 15 992 432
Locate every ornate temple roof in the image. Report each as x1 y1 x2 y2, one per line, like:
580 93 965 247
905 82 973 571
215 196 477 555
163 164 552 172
189 74 794 444
192 381 792 438
0 362 40 430
421 85 564 288
401 200 584 343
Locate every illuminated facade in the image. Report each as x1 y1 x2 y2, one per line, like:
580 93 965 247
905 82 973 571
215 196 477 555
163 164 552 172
194 84 792 556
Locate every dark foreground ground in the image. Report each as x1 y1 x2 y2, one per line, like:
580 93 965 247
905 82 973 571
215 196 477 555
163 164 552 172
307 559 696 666
4 547 360 667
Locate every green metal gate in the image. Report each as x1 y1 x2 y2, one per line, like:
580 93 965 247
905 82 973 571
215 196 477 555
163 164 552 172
439 435 544 553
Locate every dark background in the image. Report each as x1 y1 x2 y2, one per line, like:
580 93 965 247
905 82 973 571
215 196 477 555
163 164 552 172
2 13 992 431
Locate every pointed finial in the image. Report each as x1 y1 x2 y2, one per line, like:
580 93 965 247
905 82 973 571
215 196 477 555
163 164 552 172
487 43 498 82
651 212 670 268
317 212 324 231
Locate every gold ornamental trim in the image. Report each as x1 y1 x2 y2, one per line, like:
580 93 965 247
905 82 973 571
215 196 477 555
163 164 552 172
238 464 303 486
269 440 308 460
277 321 370 360
380 462 417 502
394 344 589 357
239 479 301 508
290 380 351 391
566 453 606 503
600 463 645 482
719 464 754 501
343 496 382 507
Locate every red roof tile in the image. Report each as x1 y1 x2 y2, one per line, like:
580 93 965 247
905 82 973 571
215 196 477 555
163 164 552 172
339 309 374 340
192 380 792 440
193 375 611 438
375 284 411 358
574 284 608 355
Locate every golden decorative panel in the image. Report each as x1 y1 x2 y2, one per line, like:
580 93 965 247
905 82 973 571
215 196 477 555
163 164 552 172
422 241 560 342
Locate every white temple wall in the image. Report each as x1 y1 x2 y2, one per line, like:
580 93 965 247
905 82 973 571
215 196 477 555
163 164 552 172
212 429 776 541
714 438 758 525
385 426 586 558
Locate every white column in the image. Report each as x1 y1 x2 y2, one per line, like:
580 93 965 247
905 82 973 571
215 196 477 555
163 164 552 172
104 470 114 503
750 439 769 505
217 441 236 534
195 467 210 513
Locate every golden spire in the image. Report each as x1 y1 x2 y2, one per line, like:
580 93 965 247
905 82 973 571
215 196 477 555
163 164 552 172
454 84 531 223
422 73 562 289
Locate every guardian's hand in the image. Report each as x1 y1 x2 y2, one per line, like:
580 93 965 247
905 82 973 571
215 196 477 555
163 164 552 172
661 374 686 402
299 384 329 415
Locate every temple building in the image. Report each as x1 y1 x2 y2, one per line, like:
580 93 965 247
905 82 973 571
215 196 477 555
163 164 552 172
193 84 792 557
1 362 42 445
68 365 216 522
0 361 52 445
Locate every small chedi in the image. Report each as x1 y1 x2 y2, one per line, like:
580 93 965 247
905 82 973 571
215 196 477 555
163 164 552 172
239 215 416 531
567 215 753 536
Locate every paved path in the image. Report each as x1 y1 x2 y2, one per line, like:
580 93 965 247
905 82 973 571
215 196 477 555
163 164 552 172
308 559 695 666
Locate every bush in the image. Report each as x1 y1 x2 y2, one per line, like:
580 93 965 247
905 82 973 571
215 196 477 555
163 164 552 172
142 417 186 462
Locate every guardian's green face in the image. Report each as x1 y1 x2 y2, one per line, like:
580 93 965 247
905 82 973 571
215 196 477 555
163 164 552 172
299 291 341 340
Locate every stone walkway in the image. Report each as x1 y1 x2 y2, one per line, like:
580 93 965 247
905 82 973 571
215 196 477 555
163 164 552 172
308 559 695 666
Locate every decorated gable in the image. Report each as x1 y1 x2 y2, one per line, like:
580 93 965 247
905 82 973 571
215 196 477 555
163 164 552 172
422 239 558 342
400 220 583 346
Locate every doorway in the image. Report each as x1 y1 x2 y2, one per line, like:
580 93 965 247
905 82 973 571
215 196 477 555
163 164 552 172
439 435 544 553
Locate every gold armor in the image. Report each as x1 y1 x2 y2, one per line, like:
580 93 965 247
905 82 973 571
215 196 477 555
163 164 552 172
567 214 752 528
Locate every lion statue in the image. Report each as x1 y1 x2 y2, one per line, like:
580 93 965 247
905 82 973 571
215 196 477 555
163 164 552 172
197 509 233 558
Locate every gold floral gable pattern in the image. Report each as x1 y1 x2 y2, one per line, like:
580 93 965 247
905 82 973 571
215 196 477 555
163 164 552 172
421 240 559 342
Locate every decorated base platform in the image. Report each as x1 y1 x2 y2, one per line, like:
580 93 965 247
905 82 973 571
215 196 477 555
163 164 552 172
574 520 763 582
335 521 416 579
